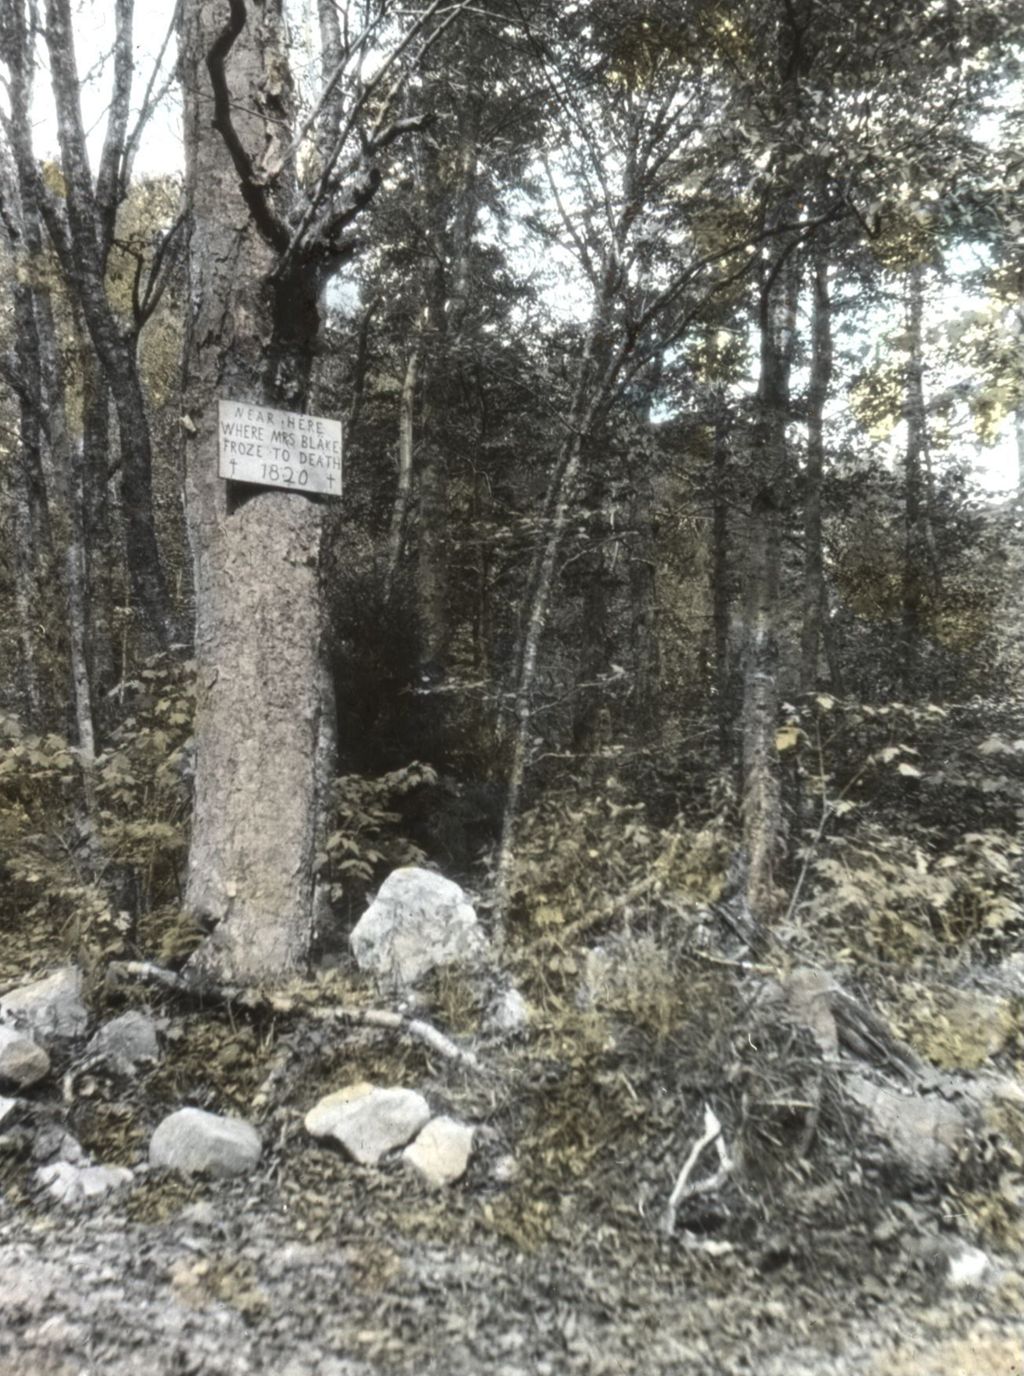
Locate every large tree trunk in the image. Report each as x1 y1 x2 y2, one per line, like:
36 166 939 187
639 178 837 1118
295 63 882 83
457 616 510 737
181 0 332 985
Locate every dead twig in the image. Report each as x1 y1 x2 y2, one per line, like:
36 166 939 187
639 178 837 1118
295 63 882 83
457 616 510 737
662 1103 733 1235
105 961 481 1078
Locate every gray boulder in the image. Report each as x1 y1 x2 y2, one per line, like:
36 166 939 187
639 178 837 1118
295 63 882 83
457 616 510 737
86 1010 160 1071
846 1073 967 1180
0 1025 50 1089
149 1107 262 1177
403 1115 475 1187
0 967 88 1040
350 867 486 989
304 1083 430 1164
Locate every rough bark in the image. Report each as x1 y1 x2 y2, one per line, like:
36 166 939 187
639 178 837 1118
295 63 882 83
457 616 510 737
181 0 331 985
800 257 832 693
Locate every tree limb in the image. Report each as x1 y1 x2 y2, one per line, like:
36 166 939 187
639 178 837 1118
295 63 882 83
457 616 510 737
206 0 290 252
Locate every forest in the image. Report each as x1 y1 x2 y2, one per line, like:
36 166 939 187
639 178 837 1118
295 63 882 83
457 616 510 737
0 2 1023 1373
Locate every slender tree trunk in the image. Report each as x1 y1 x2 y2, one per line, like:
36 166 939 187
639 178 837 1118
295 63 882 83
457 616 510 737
42 0 178 652
180 0 333 985
415 434 449 665
710 398 735 756
65 440 97 767
8 459 42 723
80 352 117 710
800 257 832 692
740 251 798 922
901 263 932 696
0 46 96 758
384 342 419 601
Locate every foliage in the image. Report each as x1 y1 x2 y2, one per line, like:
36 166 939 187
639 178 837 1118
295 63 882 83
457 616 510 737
502 781 731 941
0 656 194 967
781 694 1024 956
322 762 437 919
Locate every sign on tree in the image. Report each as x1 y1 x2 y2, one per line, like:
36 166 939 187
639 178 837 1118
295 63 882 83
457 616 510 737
218 400 342 497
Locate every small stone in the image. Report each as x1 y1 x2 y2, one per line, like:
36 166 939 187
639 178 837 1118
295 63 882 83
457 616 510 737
36 1161 133 1206
403 1115 474 1187
304 1084 430 1164
86 1010 160 1070
0 1024 50 1088
149 1107 262 1177
486 986 530 1037
350 867 486 988
492 1153 518 1184
32 1127 86 1164
0 967 88 1040
947 1244 990 1288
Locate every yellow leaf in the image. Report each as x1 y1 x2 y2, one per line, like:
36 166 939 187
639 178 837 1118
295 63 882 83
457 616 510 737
897 762 922 777
776 725 804 752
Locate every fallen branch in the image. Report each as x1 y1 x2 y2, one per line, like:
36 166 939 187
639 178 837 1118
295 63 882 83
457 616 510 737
662 1103 733 1235
105 961 480 1074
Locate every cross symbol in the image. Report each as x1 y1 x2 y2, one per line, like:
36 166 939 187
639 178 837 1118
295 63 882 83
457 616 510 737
229 458 237 475
327 474 335 489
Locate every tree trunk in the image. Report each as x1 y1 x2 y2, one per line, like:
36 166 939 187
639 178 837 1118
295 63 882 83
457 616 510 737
180 0 332 985
383 342 419 602
901 263 932 696
800 257 832 692
740 251 797 923
43 0 179 652
709 398 736 757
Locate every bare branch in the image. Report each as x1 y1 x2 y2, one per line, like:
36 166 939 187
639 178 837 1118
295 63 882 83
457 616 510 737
94 0 134 256
205 0 290 252
121 0 182 191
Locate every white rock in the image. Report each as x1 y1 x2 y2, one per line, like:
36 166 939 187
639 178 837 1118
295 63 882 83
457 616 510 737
36 1161 133 1206
86 1010 160 1069
350 867 486 988
947 1244 990 1288
486 986 530 1036
0 1024 50 1088
304 1083 430 1164
0 967 88 1040
0 1096 18 1128
149 1107 262 1177
403 1115 474 1187
492 1153 518 1184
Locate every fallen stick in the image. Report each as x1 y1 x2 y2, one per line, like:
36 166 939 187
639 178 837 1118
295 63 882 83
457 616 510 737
662 1104 733 1235
105 960 480 1075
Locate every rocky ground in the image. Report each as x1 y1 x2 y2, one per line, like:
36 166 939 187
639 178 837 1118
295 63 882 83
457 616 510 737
1 872 1023 1375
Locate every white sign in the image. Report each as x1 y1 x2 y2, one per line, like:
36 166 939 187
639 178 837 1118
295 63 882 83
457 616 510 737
218 399 342 497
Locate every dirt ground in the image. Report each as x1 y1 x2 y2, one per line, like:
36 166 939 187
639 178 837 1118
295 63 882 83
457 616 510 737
2 993 1023 1376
